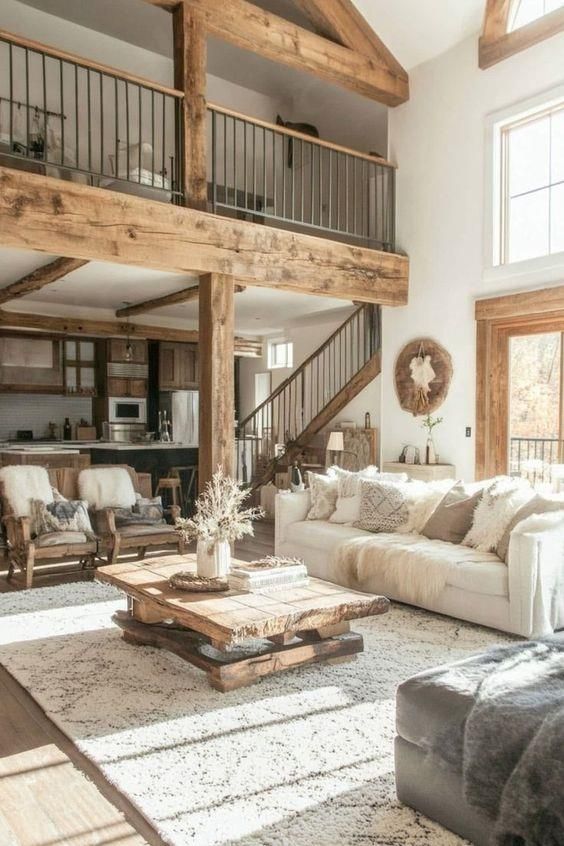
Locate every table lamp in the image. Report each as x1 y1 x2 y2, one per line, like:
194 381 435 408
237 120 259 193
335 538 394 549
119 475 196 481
326 430 344 466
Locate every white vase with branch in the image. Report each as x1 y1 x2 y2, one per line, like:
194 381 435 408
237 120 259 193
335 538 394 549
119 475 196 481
175 467 264 578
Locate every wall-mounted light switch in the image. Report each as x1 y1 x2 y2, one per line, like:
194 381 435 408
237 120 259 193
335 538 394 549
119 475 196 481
466 427 472 438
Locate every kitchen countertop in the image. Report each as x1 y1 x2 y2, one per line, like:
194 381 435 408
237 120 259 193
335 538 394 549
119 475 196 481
0 441 198 451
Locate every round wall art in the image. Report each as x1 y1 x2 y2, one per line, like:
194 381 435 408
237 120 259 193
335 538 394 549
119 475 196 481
394 337 453 416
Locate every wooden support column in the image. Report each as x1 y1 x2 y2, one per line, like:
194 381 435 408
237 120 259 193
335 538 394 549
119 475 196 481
173 3 208 210
198 273 235 489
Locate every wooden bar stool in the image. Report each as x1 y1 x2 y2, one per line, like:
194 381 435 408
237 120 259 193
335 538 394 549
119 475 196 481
168 466 198 516
156 477 183 513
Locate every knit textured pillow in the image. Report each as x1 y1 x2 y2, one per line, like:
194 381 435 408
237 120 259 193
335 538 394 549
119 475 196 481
354 479 409 533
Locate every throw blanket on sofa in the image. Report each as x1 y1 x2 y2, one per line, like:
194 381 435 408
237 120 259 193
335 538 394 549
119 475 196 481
335 534 450 605
431 636 564 846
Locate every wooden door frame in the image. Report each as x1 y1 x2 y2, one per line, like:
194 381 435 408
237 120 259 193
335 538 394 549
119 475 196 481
475 285 564 479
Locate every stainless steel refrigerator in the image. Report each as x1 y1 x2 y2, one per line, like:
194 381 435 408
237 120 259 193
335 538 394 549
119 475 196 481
160 390 199 444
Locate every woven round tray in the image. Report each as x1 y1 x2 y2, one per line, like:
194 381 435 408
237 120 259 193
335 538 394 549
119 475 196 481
168 571 229 592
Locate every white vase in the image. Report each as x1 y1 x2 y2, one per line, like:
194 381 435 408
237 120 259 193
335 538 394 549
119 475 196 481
196 539 231 579
426 437 437 465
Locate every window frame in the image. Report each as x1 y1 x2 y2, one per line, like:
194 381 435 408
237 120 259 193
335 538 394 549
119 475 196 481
267 338 294 370
484 84 564 285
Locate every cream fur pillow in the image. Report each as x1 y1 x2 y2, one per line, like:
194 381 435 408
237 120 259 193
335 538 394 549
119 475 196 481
78 467 137 510
463 476 534 553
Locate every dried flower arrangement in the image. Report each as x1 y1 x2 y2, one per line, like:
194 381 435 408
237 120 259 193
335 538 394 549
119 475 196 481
175 467 264 550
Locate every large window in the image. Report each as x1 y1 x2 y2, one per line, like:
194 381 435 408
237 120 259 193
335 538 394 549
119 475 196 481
498 98 564 265
267 339 293 370
509 0 564 31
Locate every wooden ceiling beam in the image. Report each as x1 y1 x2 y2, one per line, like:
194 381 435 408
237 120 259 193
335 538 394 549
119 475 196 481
292 0 407 81
0 167 408 306
0 308 262 356
481 0 512 42
116 282 245 317
480 3 564 68
142 0 408 106
0 257 88 305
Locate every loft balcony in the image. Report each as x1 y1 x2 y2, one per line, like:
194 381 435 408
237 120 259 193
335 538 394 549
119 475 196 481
0 27 396 254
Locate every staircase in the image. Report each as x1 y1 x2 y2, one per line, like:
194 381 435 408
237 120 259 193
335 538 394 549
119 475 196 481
236 304 381 490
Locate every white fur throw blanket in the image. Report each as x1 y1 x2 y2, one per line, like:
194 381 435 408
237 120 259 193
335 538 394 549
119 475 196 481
78 468 136 510
0 465 53 517
335 533 451 605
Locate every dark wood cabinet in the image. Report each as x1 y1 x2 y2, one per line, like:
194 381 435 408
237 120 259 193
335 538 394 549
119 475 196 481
159 342 198 390
0 333 63 393
109 339 147 364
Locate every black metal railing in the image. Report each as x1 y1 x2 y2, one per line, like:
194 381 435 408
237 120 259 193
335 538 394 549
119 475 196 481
0 30 183 201
208 105 395 251
510 437 564 488
235 305 381 488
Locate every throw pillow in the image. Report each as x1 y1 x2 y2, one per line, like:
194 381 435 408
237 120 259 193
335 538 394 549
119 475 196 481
463 476 534 553
135 495 165 523
329 494 361 524
331 465 407 497
422 484 484 544
496 495 564 563
306 471 338 520
31 499 96 540
354 479 409 533
395 479 456 534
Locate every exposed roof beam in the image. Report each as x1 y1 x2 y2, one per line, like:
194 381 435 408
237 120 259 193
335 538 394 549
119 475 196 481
481 0 512 42
142 0 408 106
0 167 409 306
292 0 407 81
0 257 88 305
480 3 564 68
0 308 262 356
116 283 245 317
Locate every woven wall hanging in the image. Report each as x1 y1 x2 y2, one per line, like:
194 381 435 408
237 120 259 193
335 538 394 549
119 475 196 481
394 337 453 416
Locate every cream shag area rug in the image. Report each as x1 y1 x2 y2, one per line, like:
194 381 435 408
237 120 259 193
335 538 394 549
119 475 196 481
0 583 513 846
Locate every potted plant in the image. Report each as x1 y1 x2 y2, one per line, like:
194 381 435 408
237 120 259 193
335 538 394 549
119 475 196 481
421 413 443 465
175 467 263 578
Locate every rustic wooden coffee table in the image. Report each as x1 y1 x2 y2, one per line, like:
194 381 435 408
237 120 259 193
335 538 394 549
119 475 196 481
97 554 389 692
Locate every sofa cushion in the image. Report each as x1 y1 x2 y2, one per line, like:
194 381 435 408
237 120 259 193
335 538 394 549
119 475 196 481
464 477 534 553
354 479 409 532
117 523 177 538
422 484 483 544
306 471 338 520
289 522 507 597
36 531 91 548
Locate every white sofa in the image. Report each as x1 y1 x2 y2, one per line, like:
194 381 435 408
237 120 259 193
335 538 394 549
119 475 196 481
275 490 564 638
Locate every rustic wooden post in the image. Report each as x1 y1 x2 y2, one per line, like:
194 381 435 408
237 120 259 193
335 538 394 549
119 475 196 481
198 273 235 489
173 2 208 210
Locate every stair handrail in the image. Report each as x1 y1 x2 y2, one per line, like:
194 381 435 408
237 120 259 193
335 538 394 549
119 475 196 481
238 303 375 431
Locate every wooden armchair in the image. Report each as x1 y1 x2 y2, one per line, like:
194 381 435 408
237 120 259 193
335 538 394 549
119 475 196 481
78 466 186 564
0 466 97 589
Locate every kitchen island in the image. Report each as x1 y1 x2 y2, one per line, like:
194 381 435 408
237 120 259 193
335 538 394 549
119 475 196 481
87 443 198 492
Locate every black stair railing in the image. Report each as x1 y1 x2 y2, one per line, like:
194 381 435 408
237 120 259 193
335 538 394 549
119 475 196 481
235 304 381 488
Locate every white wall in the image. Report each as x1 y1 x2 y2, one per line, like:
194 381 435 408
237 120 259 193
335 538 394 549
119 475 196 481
384 31 564 480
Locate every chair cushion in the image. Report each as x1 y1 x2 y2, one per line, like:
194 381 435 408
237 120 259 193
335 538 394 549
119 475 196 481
78 467 137 509
117 524 178 538
31 499 96 540
0 465 53 518
36 531 90 547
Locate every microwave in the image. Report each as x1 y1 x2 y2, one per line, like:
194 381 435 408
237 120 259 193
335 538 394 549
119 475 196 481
108 397 147 424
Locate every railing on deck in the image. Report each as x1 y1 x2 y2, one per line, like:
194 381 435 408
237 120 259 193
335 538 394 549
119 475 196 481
0 29 183 201
235 305 381 488
510 437 564 489
0 29 397 250
208 105 395 251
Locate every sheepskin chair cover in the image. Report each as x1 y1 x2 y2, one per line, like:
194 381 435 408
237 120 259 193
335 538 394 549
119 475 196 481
0 465 54 517
78 467 137 510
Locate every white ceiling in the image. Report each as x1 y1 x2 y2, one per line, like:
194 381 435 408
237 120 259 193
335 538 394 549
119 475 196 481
16 0 485 75
0 248 352 336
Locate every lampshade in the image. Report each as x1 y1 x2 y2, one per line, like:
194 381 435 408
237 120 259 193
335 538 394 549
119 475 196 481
326 431 344 452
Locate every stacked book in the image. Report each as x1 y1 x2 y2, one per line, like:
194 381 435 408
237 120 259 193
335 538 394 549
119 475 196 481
229 556 309 592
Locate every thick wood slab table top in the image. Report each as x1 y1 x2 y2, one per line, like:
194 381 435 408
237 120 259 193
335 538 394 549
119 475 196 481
97 554 390 648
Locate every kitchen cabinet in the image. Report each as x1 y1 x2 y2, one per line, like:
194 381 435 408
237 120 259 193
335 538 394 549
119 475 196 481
104 339 148 398
159 342 198 390
0 333 63 393
107 377 147 398
63 339 97 396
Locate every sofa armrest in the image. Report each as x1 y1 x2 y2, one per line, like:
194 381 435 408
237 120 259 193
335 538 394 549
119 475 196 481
507 511 564 637
274 490 311 553
96 507 117 537
2 514 31 547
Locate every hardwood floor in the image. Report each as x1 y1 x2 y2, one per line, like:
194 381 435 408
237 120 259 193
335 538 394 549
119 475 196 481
0 521 275 845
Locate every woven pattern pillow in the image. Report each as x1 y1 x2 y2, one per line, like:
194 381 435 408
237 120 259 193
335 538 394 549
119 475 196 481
306 471 338 520
31 499 96 540
354 479 409 533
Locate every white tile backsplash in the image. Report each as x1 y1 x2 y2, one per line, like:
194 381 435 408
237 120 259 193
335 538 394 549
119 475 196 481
0 395 93 440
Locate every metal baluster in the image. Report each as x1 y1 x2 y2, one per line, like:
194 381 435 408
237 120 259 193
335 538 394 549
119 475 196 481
8 44 13 152
252 120 256 212
300 140 304 222
244 119 248 211
25 48 30 158
211 110 217 213
59 58 64 166
318 144 323 227
41 52 47 164
138 85 142 183
233 117 237 209
87 69 92 173
310 143 314 226
74 64 79 172
161 89 166 188
291 139 295 222
262 126 266 216
273 127 277 217
100 72 104 178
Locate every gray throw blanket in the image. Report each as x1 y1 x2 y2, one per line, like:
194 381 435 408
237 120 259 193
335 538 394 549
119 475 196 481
432 636 564 846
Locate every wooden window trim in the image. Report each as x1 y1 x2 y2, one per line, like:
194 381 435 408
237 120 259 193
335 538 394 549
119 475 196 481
475 285 564 479
479 5 564 69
